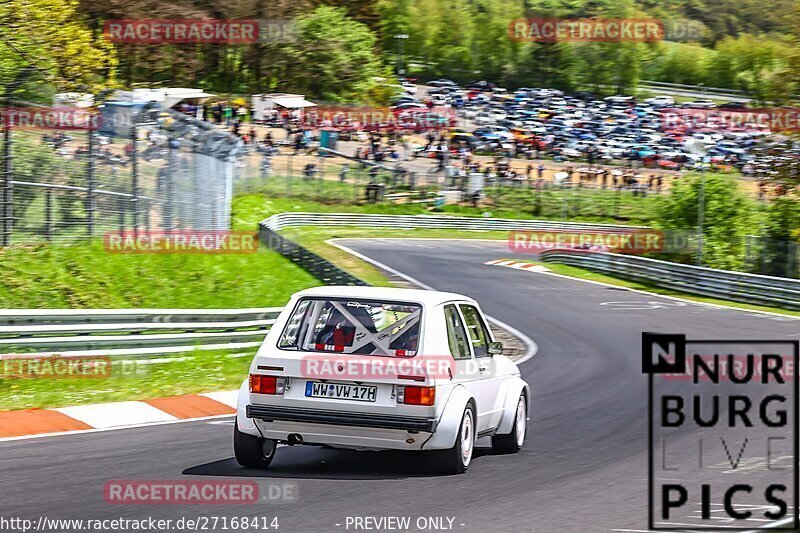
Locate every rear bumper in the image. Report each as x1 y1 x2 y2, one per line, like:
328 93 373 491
246 404 438 433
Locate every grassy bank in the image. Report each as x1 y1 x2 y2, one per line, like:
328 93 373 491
230 186 661 232
0 241 319 308
0 348 257 410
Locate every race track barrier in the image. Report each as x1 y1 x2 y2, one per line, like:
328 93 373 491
259 212 646 287
539 250 800 310
0 308 282 357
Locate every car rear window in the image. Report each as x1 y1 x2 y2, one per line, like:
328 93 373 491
278 298 422 356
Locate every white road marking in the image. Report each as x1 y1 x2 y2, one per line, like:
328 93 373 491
0 414 235 443
201 390 239 408
328 239 539 366
600 300 688 310
54 401 177 428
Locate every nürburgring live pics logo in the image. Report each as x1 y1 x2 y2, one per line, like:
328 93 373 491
642 332 799 530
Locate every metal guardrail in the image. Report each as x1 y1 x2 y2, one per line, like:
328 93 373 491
259 212 645 287
639 80 748 96
0 308 282 357
259 223 369 286
262 212 645 233
539 250 800 310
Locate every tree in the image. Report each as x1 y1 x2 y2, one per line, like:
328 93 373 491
0 0 117 94
645 42 712 86
656 174 756 270
284 6 385 102
761 197 800 277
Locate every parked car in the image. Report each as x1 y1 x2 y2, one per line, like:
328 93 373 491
682 99 717 109
428 78 458 88
644 95 675 107
401 82 418 95
235 287 531 474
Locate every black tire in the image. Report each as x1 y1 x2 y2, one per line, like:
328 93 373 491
492 393 527 454
436 404 475 475
233 418 276 468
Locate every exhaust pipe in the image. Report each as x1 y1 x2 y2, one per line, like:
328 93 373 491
287 433 303 445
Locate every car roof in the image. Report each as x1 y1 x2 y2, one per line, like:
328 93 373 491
292 286 476 306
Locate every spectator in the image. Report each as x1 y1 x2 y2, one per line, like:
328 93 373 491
223 103 233 126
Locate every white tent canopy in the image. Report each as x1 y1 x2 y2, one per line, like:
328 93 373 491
112 88 216 109
253 93 316 109
251 93 316 122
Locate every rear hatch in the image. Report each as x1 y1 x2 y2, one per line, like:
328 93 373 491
250 353 440 417
249 296 441 418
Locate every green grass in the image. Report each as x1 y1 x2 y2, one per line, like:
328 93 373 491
230 189 656 234
0 240 320 308
0 348 256 410
282 225 513 286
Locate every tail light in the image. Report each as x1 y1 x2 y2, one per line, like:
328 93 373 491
250 374 286 395
398 385 435 406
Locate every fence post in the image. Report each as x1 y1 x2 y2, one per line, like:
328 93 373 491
318 153 324 199
130 122 139 236
192 151 201 229
45 189 53 242
165 138 178 230
117 195 125 232
286 154 294 196
0 116 11 246
86 130 96 236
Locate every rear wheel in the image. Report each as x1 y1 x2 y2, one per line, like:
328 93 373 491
437 404 475 475
492 393 527 454
234 418 276 468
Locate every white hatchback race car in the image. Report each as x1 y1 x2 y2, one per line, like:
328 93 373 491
234 286 530 474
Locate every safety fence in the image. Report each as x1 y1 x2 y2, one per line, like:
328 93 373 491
1 105 241 245
539 250 800 310
0 308 281 357
258 223 369 286
259 211 643 287
261 211 645 233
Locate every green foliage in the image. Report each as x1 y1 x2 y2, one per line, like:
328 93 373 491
759 197 800 277
656 174 756 270
0 0 117 93
644 42 715 85
765 196 800 242
285 6 386 103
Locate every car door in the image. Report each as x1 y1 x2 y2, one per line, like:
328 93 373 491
443 303 493 434
457 303 506 432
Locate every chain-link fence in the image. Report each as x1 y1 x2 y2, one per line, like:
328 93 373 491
231 145 443 205
0 102 242 245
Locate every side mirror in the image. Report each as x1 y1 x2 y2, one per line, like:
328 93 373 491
488 341 503 356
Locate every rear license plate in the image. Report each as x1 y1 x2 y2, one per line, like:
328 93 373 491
305 381 377 402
